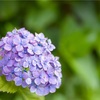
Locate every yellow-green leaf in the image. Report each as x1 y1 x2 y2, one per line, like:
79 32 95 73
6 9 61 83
18 88 45 100
0 76 18 93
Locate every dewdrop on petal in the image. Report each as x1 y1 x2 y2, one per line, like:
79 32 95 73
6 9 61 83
0 28 62 96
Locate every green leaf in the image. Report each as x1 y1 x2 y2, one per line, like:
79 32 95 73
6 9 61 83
0 92 16 100
0 76 18 93
60 16 97 57
25 7 57 31
59 42 99 90
71 2 99 30
0 76 45 100
18 88 45 100
74 55 99 90
52 94 66 100
0 2 18 21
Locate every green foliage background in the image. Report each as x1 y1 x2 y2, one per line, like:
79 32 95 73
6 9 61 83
0 0 100 100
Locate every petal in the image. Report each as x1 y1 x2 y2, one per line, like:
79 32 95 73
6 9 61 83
13 35 20 45
12 29 17 34
40 79 45 84
7 37 13 44
48 39 51 44
15 57 21 62
35 33 45 41
41 71 48 82
18 52 24 57
14 63 20 66
7 32 13 37
50 85 56 93
0 59 5 67
28 34 34 41
56 61 61 67
49 76 57 84
47 39 55 51
34 78 41 85
0 41 4 47
23 72 31 79
14 67 21 72
29 66 36 71
4 44 12 51
37 63 42 68
30 86 36 93
27 49 34 55
22 81 27 88
38 33 45 39
44 86 49 95
7 60 14 67
21 39 28 47
16 45 23 51
0 53 11 66
54 71 62 78
12 48 17 53
23 62 28 68
25 78 32 85
33 46 43 55
15 71 22 76
49 44 55 51
56 82 61 89
43 65 48 70
32 70 40 78
32 60 36 66
2 37 8 43
23 71 31 79
6 74 14 81
36 87 45 96
47 67 54 75
14 77 22 86
3 66 10 75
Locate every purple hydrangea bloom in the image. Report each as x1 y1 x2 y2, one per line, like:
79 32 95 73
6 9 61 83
0 28 62 96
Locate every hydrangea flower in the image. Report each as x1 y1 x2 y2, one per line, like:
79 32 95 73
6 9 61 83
0 28 62 96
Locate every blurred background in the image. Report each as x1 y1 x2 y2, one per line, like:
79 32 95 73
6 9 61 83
0 0 100 100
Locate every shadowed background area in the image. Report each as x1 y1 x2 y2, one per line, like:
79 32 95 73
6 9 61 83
0 0 100 100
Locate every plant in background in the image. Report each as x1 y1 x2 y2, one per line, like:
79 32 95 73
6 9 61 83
0 28 62 99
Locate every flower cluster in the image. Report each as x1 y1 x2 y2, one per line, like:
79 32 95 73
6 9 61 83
0 28 62 96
